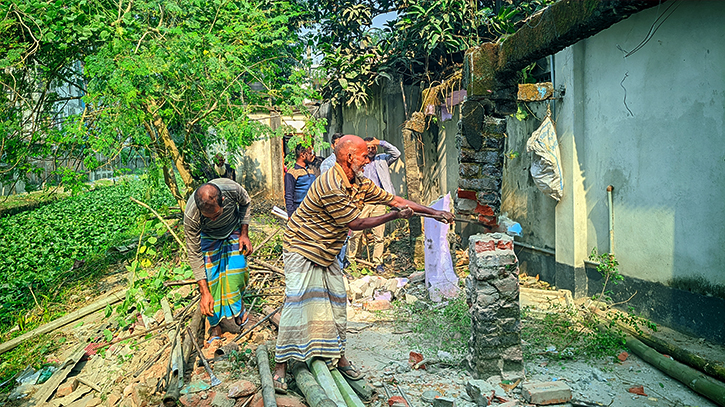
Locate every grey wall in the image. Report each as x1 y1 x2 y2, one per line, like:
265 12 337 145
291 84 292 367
330 81 461 206
502 102 558 280
553 1 725 289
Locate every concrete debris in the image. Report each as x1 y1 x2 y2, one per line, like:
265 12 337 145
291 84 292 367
421 390 442 403
466 379 497 406
521 381 572 405
432 396 456 407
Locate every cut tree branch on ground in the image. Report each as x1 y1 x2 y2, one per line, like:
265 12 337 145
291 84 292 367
250 259 285 275
130 196 187 254
249 226 282 257
233 305 282 343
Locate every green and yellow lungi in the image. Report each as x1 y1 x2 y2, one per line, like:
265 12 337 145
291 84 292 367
201 230 249 327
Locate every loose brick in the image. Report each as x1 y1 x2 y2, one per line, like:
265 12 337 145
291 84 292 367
521 381 572 405
363 299 391 311
56 378 79 398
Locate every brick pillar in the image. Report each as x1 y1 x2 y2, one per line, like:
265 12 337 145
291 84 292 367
456 111 506 226
457 44 517 228
466 233 523 379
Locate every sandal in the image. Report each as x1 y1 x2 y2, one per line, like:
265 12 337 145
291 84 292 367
235 311 249 327
338 361 364 381
206 336 222 344
273 374 288 394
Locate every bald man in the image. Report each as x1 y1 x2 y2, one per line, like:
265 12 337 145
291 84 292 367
272 135 453 393
184 179 253 341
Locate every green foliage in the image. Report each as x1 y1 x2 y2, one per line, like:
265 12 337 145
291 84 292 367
284 117 329 168
394 290 471 362
589 248 623 302
522 250 657 362
307 0 555 107
522 303 626 361
113 231 193 328
229 346 254 378
0 0 317 200
0 178 173 331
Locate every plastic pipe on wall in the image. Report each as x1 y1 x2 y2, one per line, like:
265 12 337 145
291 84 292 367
607 185 614 254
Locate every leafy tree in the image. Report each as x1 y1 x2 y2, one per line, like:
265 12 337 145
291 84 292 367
304 0 554 108
1 0 317 206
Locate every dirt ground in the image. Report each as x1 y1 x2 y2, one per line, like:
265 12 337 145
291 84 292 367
4 217 724 407
344 302 723 407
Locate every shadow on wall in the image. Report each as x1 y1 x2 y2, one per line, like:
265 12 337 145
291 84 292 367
236 155 265 195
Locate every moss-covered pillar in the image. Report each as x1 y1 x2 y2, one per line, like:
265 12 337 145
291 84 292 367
457 44 517 230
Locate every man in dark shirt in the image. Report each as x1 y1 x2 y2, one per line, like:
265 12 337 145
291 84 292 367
210 153 237 181
284 144 317 217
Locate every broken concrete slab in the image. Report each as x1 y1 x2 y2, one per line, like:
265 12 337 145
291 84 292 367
465 379 496 406
432 396 456 407
521 381 572 405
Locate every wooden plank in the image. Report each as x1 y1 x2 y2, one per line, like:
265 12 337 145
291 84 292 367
0 290 127 356
29 343 87 406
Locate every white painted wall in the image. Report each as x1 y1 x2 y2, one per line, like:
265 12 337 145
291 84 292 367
553 1 725 286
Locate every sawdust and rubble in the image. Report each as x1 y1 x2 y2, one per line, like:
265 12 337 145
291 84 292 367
3 219 724 407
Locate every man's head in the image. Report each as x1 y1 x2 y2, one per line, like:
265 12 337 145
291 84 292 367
363 137 377 160
330 133 343 149
214 153 225 167
295 143 316 165
195 183 224 220
335 135 370 179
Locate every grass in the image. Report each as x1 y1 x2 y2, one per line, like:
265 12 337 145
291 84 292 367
393 289 471 364
521 303 626 361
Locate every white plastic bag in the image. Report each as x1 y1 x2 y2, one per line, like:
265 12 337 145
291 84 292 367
526 115 563 201
424 193 460 302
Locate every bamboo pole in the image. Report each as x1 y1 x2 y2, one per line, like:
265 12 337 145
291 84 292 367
593 308 725 383
0 289 127 355
291 362 338 407
330 369 366 407
256 345 278 407
619 320 725 383
308 359 346 407
625 335 725 407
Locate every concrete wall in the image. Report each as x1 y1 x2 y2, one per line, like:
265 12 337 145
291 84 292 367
228 112 304 199
329 81 461 205
502 102 557 281
553 1 725 289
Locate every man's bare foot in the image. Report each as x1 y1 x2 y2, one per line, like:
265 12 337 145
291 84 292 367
207 324 222 343
337 355 363 380
273 362 287 394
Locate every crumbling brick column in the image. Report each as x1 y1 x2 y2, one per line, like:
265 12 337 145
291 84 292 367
457 44 517 228
466 233 523 379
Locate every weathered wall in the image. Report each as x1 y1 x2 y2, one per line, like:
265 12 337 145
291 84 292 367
502 102 557 281
554 1 725 288
327 81 461 205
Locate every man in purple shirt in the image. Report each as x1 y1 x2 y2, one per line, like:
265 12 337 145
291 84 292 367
345 137 401 272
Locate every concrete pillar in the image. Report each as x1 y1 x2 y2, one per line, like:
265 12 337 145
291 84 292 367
553 44 589 298
466 233 523 380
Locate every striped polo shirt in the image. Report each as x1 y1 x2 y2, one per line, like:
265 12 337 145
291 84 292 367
284 162 394 266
